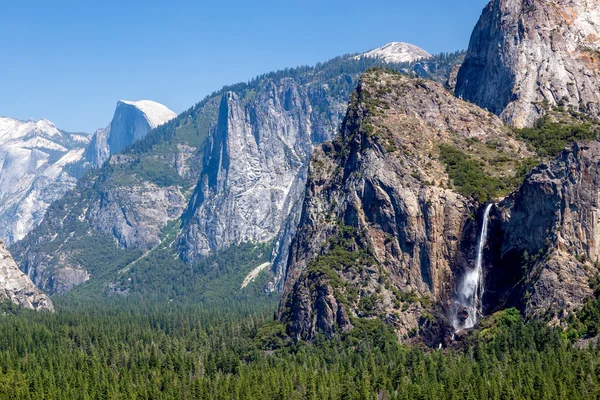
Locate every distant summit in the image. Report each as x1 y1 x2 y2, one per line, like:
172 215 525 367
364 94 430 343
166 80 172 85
357 42 431 63
87 100 177 167
117 100 177 130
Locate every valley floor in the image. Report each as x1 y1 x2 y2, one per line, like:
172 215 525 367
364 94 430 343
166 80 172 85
0 298 597 400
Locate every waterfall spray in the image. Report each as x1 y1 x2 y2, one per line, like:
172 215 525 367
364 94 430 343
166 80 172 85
454 203 493 330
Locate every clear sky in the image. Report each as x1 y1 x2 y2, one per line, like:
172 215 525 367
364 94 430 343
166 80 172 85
0 0 489 133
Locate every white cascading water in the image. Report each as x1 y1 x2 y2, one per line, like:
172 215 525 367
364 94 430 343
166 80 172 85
453 203 493 330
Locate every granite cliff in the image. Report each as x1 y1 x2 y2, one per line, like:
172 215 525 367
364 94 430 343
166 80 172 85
0 240 52 311
456 0 600 128
87 100 177 167
487 141 600 324
179 52 465 293
12 51 464 296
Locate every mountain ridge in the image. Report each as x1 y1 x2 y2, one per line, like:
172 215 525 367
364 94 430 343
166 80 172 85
12 50 465 296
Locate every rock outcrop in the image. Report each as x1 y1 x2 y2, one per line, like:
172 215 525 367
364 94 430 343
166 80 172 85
0 117 91 245
455 0 600 128
86 126 110 168
13 150 193 294
179 51 465 294
279 69 530 343
88 159 187 250
0 100 176 248
12 96 212 294
0 240 53 311
491 141 600 322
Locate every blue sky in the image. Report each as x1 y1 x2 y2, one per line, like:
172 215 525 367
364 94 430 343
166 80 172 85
0 0 488 132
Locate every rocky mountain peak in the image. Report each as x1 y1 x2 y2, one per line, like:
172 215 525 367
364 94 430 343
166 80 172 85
279 69 531 343
117 100 177 129
358 42 431 63
88 100 177 167
456 0 600 128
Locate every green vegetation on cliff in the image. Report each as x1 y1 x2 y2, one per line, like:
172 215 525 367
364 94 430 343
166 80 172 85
565 275 600 340
439 144 509 202
516 116 599 158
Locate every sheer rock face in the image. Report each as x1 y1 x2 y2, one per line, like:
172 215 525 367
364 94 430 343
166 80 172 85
179 79 345 270
13 54 464 296
456 0 600 128
0 241 53 311
0 118 91 245
280 70 530 343
495 141 600 321
86 127 110 169
88 100 177 167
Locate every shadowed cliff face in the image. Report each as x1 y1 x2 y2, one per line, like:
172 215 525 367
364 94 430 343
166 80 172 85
279 70 531 344
490 141 600 324
456 0 600 128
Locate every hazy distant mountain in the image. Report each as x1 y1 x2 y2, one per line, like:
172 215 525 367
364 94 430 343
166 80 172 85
87 100 177 167
0 117 91 244
0 98 176 248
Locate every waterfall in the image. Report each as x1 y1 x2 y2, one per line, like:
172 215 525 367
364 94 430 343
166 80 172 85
453 203 493 330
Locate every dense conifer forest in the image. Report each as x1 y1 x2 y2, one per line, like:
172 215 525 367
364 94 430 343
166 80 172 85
0 292 597 399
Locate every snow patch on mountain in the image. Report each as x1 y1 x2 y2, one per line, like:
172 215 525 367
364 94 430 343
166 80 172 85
357 42 431 63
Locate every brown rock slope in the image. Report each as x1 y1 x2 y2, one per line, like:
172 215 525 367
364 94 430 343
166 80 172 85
279 69 531 344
